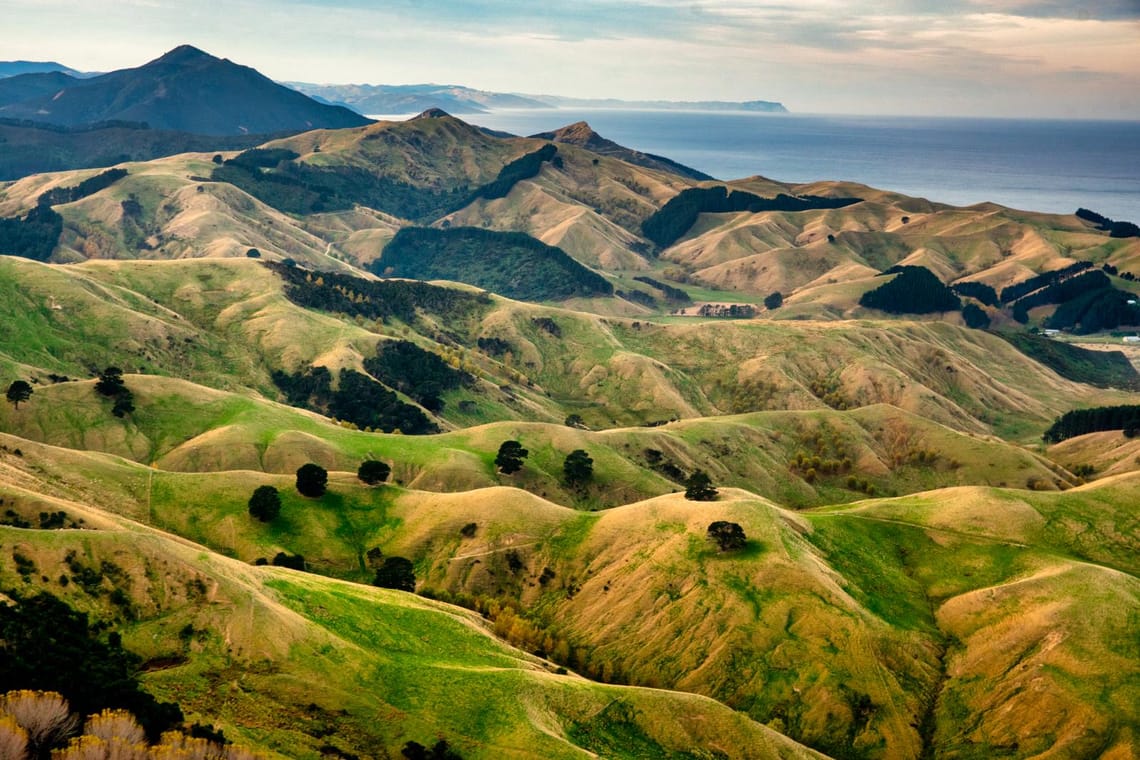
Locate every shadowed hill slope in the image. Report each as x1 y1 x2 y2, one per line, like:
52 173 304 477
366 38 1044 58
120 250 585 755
0 45 371 135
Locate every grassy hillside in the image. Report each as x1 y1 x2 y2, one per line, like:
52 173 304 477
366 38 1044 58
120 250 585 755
0 458 824 759
5 430 1129 759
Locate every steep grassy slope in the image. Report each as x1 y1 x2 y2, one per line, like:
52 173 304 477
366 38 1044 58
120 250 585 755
0 450 823 759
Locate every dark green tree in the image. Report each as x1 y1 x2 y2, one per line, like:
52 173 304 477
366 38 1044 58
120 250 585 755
358 459 391 485
111 394 135 418
248 485 281 522
373 556 416 592
564 414 586 429
295 463 328 497
563 449 594 488
6 380 32 409
707 521 747 551
961 302 991 329
684 470 718 501
0 592 183 742
494 440 528 474
764 291 783 310
94 367 126 397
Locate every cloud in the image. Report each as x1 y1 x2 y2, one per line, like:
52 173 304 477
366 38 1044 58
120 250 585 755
0 0 1137 117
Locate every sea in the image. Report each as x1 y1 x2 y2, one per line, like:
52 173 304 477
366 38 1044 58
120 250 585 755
375 110 1140 222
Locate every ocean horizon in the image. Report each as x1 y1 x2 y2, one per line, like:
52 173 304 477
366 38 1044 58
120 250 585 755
373 109 1140 222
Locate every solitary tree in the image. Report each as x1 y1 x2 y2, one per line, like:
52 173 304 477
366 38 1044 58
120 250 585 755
295 463 328 497
764 291 783 310
707 521 747 551
494 440 528 474
563 449 594 488
248 485 281 522
684 470 718 501
6 380 32 410
357 460 391 485
373 556 416 592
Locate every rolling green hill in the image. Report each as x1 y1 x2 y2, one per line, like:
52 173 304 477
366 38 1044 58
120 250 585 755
2 103 1139 760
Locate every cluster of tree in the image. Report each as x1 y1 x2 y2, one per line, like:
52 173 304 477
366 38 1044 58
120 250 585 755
632 276 691 303
1043 404 1140 442
372 555 416 592
0 204 62 261
0 692 259 760
363 339 472 413
1100 262 1137 281
401 739 463 760
999 261 1092 304
35 168 127 207
0 593 184 744
615 289 657 308
475 336 511 356
692 303 756 318
1044 286 1140 334
951 281 999 307
94 367 135 418
706 521 746 551
859 266 960 314
374 227 613 301
641 185 861 248
998 332 1140 390
212 148 471 221
266 261 490 325
684 470 718 501
1009 269 1111 317
5 381 32 410
961 302 991 329
1076 207 1140 238
531 317 561 337
495 440 528 474
272 366 438 435
472 143 558 201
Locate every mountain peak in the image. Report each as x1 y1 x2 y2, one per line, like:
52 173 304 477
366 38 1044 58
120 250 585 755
412 107 452 120
149 45 216 66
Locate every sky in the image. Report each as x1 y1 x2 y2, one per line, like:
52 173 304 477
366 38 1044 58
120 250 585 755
3 0 1139 118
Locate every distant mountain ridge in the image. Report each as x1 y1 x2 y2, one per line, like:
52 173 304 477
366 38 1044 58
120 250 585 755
287 81 552 114
287 81 788 115
0 60 88 78
0 45 372 135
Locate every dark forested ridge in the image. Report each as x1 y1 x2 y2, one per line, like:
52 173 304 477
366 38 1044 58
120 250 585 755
859 266 960 314
372 227 614 301
272 365 438 434
1043 404 1140 442
996 332 1140 390
1076 207 1140 239
641 186 861 248
265 261 490 324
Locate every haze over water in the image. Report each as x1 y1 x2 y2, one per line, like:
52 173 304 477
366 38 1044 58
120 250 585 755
398 110 1140 222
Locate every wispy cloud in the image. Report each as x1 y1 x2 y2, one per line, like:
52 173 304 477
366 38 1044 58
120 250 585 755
1 0 1137 117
